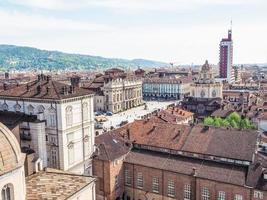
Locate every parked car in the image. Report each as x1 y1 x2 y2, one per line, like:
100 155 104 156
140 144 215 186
106 111 113 116
95 123 104 129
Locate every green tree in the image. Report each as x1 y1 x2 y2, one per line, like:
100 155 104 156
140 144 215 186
227 112 241 123
222 119 230 127
230 119 239 129
213 117 223 127
204 117 214 126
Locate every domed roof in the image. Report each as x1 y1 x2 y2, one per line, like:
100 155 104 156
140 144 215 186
0 123 24 176
201 60 211 72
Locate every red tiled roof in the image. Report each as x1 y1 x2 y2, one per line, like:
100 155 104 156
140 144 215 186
0 76 92 100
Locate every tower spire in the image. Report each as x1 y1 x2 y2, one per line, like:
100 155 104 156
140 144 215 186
228 20 232 40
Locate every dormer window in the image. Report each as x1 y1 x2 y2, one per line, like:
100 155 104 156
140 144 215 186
2 103 8 111
28 104 34 115
14 103 21 112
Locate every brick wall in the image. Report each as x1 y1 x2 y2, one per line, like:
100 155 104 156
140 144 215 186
123 162 255 200
93 157 125 200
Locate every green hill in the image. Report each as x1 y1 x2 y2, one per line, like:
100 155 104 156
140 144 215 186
0 45 166 71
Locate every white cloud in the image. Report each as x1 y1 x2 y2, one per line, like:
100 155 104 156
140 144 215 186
0 2 267 64
7 0 267 11
0 10 111 35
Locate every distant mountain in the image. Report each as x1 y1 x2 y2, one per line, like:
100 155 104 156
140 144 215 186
0 45 167 71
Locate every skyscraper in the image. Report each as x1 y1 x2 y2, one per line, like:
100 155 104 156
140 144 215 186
219 29 234 83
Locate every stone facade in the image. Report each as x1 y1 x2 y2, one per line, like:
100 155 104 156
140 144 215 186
143 77 192 100
0 75 95 175
86 68 143 113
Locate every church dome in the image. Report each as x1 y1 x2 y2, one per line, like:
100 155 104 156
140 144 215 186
0 123 24 176
201 60 211 72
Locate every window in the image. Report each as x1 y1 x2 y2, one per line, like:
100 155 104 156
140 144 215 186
67 133 74 165
1 184 13 200
167 180 175 197
28 104 34 115
202 187 210 200
82 103 88 121
13 103 21 112
51 149 57 168
125 168 131 186
48 113 56 127
184 184 191 200
152 177 159 193
137 172 143 188
217 191 225 200
2 103 8 111
66 106 73 126
37 105 45 113
48 107 56 127
234 194 243 200
254 191 263 199
84 128 91 157
115 175 119 189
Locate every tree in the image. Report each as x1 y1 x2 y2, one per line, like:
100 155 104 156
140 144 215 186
230 119 239 129
227 112 241 123
204 117 214 126
213 117 223 127
222 119 230 127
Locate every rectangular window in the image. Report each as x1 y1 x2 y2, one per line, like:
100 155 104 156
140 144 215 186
217 191 225 200
137 172 143 189
152 177 159 193
84 128 91 157
51 149 57 168
234 194 243 200
167 180 175 197
254 191 263 199
67 133 74 165
125 169 131 186
184 184 191 200
115 175 119 189
202 187 210 200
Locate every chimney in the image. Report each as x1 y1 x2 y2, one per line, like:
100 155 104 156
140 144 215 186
26 84 29 91
46 87 50 93
127 129 130 140
46 75 51 83
37 85 41 94
70 76 81 88
37 74 41 81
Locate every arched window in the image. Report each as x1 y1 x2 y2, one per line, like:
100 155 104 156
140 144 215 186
82 102 88 121
28 105 34 115
66 106 73 126
1 184 13 200
13 103 21 112
212 90 217 98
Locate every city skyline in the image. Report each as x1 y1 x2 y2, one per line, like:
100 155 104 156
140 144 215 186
0 0 267 65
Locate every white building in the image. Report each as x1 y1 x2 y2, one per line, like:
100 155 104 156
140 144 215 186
0 121 96 200
86 68 143 113
0 74 95 175
143 77 192 100
191 60 223 99
0 122 26 200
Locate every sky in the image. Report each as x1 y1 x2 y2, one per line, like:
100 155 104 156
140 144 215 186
0 0 267 65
